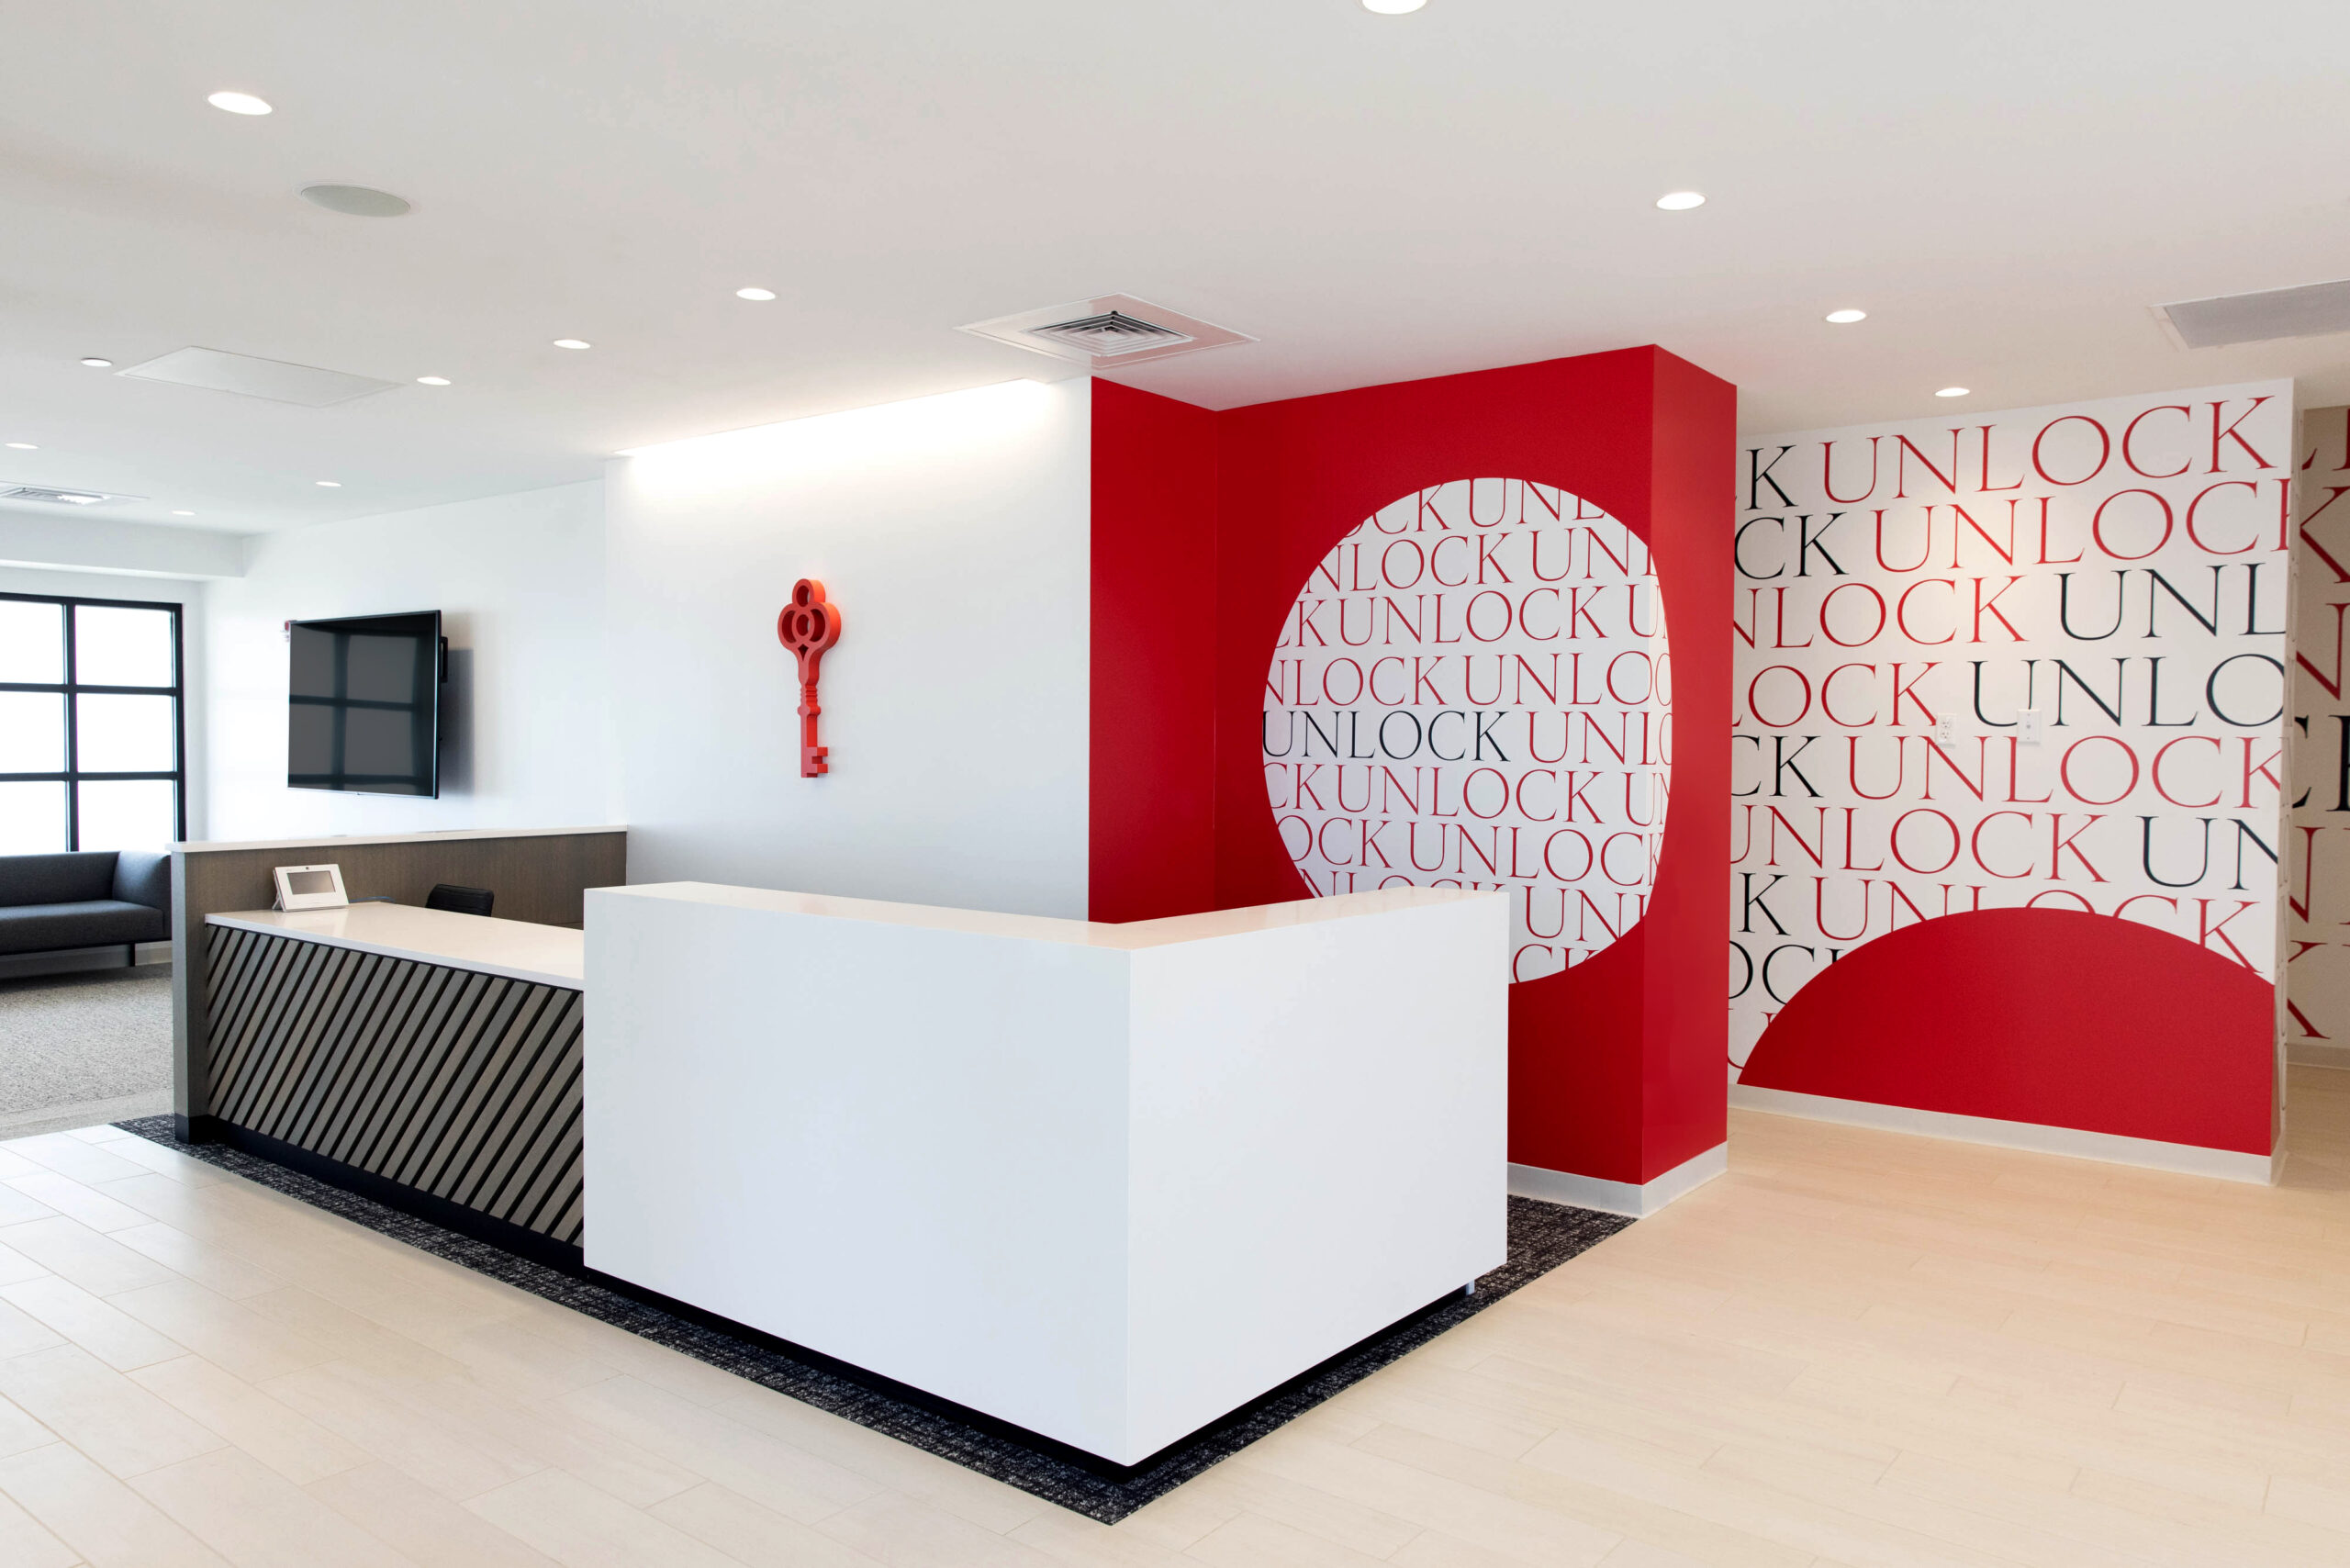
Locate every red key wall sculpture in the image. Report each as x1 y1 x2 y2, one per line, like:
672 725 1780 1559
776 578 843 778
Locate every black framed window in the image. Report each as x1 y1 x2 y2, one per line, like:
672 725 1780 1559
0 591 186 853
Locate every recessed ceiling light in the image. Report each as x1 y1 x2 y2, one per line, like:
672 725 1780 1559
1935 386 1971 398
416 375 451 386
1361 0 1427 10
552 339 591 351
735 287 777 302
1824 308 1868 324
315 480 341 487
1655 191 1706 211
171 510 195 516
80 357 113 368
4 442 34 450
299 184 411 218
207 91 273 116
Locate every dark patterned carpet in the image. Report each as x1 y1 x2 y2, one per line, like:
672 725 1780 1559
116 1116 1630 1521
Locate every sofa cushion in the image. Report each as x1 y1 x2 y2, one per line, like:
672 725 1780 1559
0 900 168 954
111 849 171 913
0 852 118 908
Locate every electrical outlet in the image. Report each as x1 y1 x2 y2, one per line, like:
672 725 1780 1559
2019 708 2046 745
1930 716 1953 743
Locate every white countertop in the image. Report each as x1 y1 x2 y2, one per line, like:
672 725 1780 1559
594 881 1494 950
174 825 625 856
207 903 584 989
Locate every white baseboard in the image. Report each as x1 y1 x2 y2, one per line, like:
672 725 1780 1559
2288 1039 2350 1071
1729 1083 2277 1185
1509 1142 1728 1218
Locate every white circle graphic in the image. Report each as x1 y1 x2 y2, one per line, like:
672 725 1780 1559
1263 478 1672 982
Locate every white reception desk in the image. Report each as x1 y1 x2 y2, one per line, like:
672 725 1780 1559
585 882 1507 1467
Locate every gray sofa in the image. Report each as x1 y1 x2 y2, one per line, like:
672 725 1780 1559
0 851 172 964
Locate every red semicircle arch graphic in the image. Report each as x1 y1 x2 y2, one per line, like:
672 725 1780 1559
1739 908 2273 1155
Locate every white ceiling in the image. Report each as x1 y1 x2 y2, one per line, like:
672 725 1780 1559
5 0 2349 535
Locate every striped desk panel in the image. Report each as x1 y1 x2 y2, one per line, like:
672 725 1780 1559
204 924 584 1248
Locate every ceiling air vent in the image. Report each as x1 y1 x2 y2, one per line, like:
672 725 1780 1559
0 485 143 508
118 346 398 407
1028 311 1192 357
960 294 1253 367
2154 277 2350 350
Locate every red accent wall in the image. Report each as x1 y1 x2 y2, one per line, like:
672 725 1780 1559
1091 381 1220 923
1739 909 2275 1154
1093 348 1738 1189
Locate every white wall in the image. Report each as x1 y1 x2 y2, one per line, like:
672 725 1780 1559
201 482 609 842
0 564 209 842
0 511 243 579
605 378 1091 916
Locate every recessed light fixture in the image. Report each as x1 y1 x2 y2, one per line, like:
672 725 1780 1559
416 375 451 386
80 357 113 368
298 184 412 218
171 510 195 516
1655 191 1706 211
552 339 591 351
4 442 34 451
315 480 341 487
207 91 273 116
735 287 777 302
1935 386 1971 398
1824 308 1868 324
1361 0 1427 10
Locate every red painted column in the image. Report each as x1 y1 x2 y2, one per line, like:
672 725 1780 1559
1091 349 1736 1189
1090 381 1219 923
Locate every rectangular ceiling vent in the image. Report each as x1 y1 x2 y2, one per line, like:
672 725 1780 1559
2154 278 2350 350
118 346 399 407
960 294 1254 368
0 485 143 508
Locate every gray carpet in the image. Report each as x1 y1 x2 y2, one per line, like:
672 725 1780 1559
0 966 173 1137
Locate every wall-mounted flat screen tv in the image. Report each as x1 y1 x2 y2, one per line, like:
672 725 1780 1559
287 610 445 796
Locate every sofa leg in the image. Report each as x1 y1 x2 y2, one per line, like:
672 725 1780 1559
125 943 135 969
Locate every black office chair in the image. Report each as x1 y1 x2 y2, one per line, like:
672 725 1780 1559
425 883 495 918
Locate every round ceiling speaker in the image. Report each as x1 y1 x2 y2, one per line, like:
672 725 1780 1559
298 184 412 218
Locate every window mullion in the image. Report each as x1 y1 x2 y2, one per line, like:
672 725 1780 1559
171 604 185 843
62 601 78 851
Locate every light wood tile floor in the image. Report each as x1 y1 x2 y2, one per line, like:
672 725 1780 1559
1 1072 2346 1567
